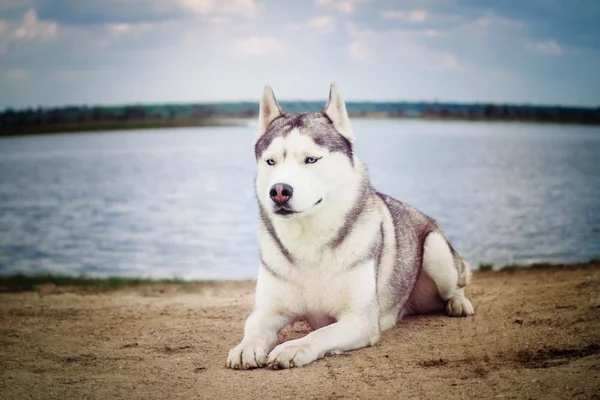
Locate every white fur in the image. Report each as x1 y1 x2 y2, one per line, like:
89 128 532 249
227 247 381 369
226 83 473 370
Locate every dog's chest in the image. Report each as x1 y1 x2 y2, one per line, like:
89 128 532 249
262 222 377 316
278 249 370 317
286 267 353 317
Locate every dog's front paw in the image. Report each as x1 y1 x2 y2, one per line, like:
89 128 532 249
266 339 316 369
226 341 268 370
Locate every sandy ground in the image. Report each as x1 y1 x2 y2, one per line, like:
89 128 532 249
1 264 599 400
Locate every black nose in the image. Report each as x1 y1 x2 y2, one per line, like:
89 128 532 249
269 183 293 205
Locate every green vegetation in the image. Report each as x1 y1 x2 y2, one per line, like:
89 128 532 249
0 273 196 293
2 100 599 136
496 260 597 273
500 264 519 272
471 260 600 274
478 263 494 271
2 259 599 293
500 262 554 272
527 262 554 269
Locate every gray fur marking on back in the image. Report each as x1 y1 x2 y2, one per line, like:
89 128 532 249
376 192 437 310
375 222 384 283
347 226 383 271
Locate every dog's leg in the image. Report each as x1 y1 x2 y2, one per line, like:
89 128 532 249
227 263 294 370
379 305 402 332
266 309 380 369
412 231 474 317
266 260 381 369
227 308 291 370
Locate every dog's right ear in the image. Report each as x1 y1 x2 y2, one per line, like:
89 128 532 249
256 85 282 143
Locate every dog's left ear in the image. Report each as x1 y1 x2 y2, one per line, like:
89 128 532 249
323 82 354 143
256 85 283 143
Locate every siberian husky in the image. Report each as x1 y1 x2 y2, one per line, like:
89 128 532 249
226 83 474 370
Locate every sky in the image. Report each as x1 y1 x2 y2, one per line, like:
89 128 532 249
0 0 599 109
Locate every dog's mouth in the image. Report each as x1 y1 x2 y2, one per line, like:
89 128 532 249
273 207 297 216
273 199 322 217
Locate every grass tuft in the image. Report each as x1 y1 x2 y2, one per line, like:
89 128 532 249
528 262 554 269
478 263 494 272
2 259 600 293
500 264 518 272
0 273 193 293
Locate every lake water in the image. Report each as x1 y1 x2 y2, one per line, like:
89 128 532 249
0 120 599 280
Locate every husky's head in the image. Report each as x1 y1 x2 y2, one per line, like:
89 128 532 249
254 82 359 219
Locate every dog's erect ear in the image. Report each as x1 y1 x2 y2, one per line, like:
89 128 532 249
323 82 354 143
256 85 282 142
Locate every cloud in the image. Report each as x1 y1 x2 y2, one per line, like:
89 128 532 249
433 11 526 43
0 9 58 55
471 13 524 30
106 22 157 38
179 0 214 14
381 9 429 23
345 24 460 70
219 0 259 17
0 0 599 108
336 1 355 14
526 39 563 56
209 16 231 25
107 23 131 36
315 0 371 15
345 20 359 37
180 0 259 16
307 16 335 33
345 21 452 65
347 41 365 60
233 35 286 56
13 9 58 40
423 29 441 37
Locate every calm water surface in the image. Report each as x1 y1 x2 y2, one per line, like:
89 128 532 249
1 120 599 279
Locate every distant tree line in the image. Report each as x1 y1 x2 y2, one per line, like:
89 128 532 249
1 101 599 135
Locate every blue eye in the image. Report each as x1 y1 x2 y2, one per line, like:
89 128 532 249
266 159 275 166
305 157 319 164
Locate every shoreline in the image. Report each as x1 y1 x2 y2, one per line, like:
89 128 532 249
1 259 598 294
0 118 251 137
2 114 600 137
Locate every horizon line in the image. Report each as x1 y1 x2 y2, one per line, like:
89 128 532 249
3 98 600 112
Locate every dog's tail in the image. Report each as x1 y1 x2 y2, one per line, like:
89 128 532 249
451 247 471 288
442 236 471 288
